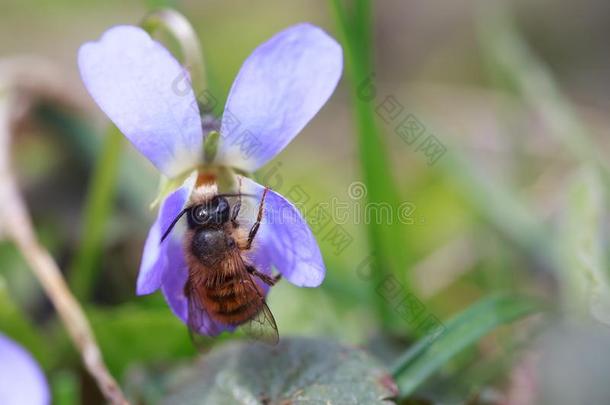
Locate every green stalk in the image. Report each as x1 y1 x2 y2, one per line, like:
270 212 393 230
141 8 207 95
437 139 554 264
69 126 123 300
559 166 610 324
331 0 411 330
477 3 610 186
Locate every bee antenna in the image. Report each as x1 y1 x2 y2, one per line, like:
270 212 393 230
160 208 189 244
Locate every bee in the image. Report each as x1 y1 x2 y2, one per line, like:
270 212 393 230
161 176 280 344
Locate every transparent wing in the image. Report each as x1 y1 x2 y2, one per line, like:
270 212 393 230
185 279 230 339
185 251 279 345
238 267 279 345
184 281 214 350
241 300 279 345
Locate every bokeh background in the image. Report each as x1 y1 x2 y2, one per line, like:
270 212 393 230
1 0 610 403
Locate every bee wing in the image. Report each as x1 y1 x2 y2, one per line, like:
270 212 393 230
185 252 279 345
237 268 279 345
185 293 214 349
185 279 230 338
241 300 279 345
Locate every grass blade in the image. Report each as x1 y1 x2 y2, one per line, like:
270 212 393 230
477 4 610 183
391 294 542 397
331 0 412 329
559 166 610 324
69 126 123 300
437 140 554 263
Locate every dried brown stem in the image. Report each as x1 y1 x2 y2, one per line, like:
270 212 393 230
0 57 128 405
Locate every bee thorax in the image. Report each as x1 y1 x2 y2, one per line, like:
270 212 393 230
191 229 236 264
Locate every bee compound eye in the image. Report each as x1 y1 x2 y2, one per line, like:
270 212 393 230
193 205 210 224
216 197 230 222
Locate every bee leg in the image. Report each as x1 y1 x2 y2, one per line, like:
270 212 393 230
247 265 280 286
231 177 243 227
245 187 269 250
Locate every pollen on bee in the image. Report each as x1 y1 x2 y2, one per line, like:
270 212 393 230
196 171 217 187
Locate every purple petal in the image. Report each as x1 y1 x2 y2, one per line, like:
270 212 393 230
0 334 49 405
161 235 232 336
137 176 196 295
216 23 342 171
78 25 204 177
249 243 274 295
243 177 325 287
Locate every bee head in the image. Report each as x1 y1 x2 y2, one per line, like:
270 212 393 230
187 196 230 228
160 191 257 244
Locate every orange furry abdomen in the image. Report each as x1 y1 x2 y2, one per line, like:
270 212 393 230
184 232 263 326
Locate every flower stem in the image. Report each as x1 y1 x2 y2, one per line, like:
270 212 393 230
141 8 207 95
0 57 128 405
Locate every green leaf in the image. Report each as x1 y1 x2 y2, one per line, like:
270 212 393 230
131 337 397 404
51 369 80 405
391 294 542 397
559 167 610 324
88 305 196 378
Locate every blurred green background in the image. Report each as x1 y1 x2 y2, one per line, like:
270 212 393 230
2 0 610 403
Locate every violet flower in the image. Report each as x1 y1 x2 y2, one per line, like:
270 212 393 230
0 333 49 405
78 23 342 334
